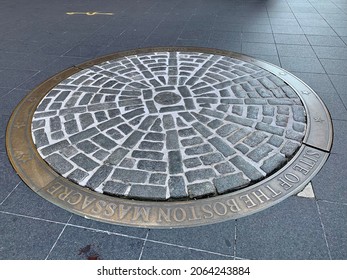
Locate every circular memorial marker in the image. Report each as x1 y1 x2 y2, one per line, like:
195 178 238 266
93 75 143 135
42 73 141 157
6 47 333 228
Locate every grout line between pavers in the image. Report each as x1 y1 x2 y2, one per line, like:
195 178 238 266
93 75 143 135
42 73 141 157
45 215 73 260
0 181 21 205
233 219 238 260
0 210 68 225
65 222 236 259
266 1 282 68
316 198 347 206
325 74 347 112
145 238 236 259
315 200 333 260
138 230 149 260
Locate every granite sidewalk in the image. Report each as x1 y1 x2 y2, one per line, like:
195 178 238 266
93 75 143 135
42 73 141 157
0 0 346 260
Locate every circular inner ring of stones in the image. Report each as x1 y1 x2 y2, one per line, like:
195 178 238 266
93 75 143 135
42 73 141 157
6 47 333 228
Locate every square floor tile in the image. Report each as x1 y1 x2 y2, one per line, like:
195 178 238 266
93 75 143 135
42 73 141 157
312 153 347 204
291 72 336 94
334 27 347 37
235 197 330 259
0 212 64 259
328 119 347 154
255 55 281 66
280 56 325 73
297 19 330 28
325 19 347 28
313 46 347 60
242 25 272 34
242 42 277 56
0 88 29 114
301 26 337 36
314 92 347 120
277 44 316 58
321 59 347 75
63 44 108 59
141 241 233 260
268 12 296 19
329 74 347 95
0 152 21 203
270 18 299 26
241 32 274 43
68 214 149 238
0 183 72 222
271 25 304 35
148 221 235 256
317 201 347 259
274 34 309 45
210 31 242 42
0 39 42 54
47 225 143 259
307 35 346 47
0 69 38 88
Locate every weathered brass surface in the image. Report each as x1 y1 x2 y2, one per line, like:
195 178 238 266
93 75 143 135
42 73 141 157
6 47 333 228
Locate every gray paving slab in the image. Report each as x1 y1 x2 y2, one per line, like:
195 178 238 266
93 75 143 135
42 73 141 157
0 212 65 260
277 44 317 58
0 69 38 88
321 59 347 75
329 119 347 154
314 92 347 121
241 42 278 56
141 241 234 260
147 222 235 256
307 35 346 47
318 201 347 259
329 74 347 96
0 152 21 203
291 72 337 94
241 33 275 44
271 25 304 35
0 183 72 222
0 89 29 115
279 56 325 73
47 225 144 260
274 34 310 45
312 153 347 204
68 215 149 238
313 46 347 60
0 0 346 261
235 197 330 260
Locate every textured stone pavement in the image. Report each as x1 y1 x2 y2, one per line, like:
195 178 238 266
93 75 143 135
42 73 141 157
32 51 306 201
1 0 347 260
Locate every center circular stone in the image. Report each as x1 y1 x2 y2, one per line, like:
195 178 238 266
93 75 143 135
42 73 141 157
154 92 182 105
31 50 308 202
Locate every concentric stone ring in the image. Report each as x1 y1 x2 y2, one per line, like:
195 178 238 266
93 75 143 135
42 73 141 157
6 47 333 228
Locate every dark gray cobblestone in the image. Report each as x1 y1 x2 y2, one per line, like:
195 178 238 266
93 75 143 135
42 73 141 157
214 173 250 194
67 169 88 183
33 51 307 201
45 153 74 175
71 153 98 172
103 181 128 196
188 182 216 198
169 176 187 199
128 184 167 201
186 168 216 183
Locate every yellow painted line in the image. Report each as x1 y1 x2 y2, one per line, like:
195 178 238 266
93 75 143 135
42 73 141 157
66 12 114 16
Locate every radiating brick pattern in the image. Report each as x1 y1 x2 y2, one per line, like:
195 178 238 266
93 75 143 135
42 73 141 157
31 51 307 200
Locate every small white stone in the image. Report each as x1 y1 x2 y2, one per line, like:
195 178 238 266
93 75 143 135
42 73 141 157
297 182 315 198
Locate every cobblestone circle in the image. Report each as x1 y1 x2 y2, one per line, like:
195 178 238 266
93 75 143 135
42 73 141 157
31 51 307 201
